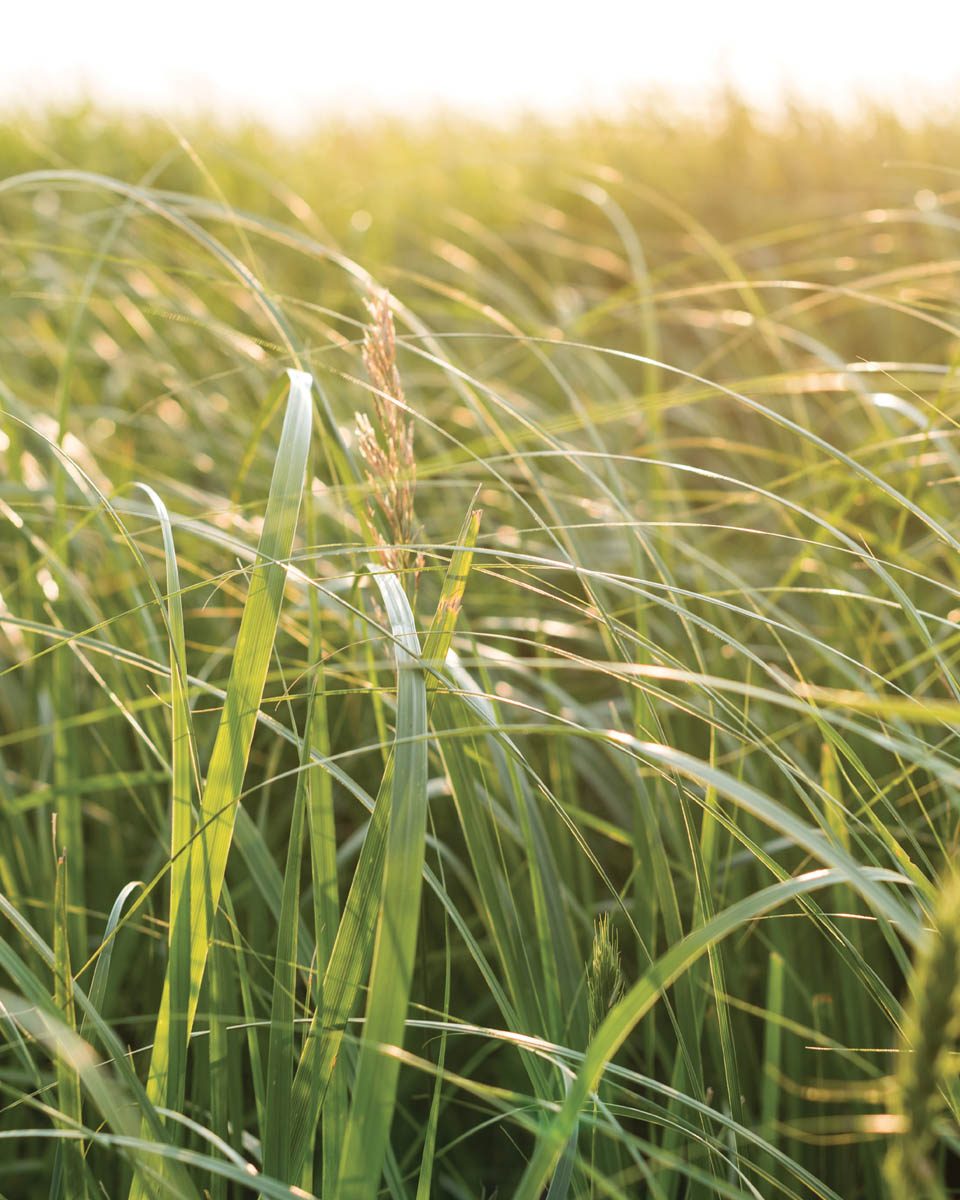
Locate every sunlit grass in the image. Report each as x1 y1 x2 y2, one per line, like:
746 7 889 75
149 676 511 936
2 99 960 1198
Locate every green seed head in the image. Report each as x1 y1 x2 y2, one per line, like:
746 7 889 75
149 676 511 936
588 914 625 1039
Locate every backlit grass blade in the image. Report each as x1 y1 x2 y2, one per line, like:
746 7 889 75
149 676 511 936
287 506 480 1182
431 700 542 1038
414 813 451 1200
512 866 908 1200
219 888 267 1130
133 482 196 1119
421 505 482 689
0 923 200 1200
44 160 171 977
627 741 923 941
78 879 142 1043
132 368 312 1192
302 652 344 1199
3 991 167 1200
262 677 316 1182
52 847 86 1199
760 950 785 1180
234 803 316 977
334 565 428 1200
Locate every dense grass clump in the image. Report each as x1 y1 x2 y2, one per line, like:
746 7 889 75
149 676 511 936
3 100 960 1198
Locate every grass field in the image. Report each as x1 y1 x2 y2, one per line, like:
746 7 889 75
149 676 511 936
3 99 960 1198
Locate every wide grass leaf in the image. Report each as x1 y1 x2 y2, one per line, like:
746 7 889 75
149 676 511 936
132 368 312 1194
334 566 429 1199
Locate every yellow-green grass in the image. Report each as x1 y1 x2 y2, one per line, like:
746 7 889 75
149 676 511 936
2 99 960 1198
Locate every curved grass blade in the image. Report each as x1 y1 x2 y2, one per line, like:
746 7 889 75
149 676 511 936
512 866 909 1200
52 847 85 1199
287 505 480 1182
262 677 318 1182
0 966 200 1200
133 482 196 1118
78 879 142 1043
333 565 428 1200
132 369 312 1195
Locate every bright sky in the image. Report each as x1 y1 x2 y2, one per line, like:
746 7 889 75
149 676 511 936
5 1 960 125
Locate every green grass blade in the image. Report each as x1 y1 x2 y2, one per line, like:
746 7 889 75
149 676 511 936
262 679 316 1182
414 811 451 1200
302 652 344 1198
334 566 428 1200
760 949 785 1182
133 482 196 1119
287 507 480 1179
77 879 142 1043
52 847 86 1199
132 368 311 1189
512 866 906 1199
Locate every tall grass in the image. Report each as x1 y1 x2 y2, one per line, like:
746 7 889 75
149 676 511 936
2 100 960 1197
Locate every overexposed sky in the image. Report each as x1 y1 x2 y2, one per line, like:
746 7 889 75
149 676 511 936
4 1 960 125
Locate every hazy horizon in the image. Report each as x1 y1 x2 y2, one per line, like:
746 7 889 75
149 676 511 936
6 1 960 128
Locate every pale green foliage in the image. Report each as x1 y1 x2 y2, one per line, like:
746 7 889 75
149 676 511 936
4 101 960 1200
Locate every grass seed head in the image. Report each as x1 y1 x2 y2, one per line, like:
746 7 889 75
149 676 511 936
588 913 625 1039
355 288 424 592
